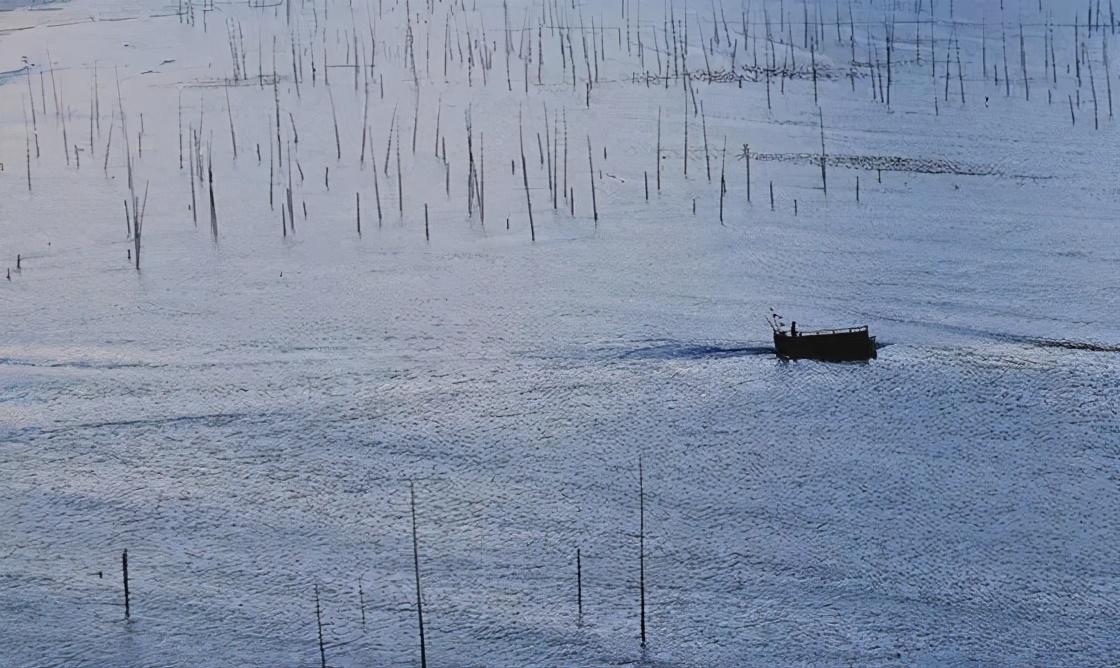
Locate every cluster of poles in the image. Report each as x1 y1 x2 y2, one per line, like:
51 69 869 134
111 461 652 666
5 0 1115 280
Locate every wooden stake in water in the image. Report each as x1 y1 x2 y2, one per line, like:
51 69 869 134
134 182 148 270
410 482 428 668
121 549 130 620
701 101 711 182
719 138 727 224
358 576 366 626
744 144 751 203
208 150 218 241
655 106 662 191
518 112 535 241
373 165 383 227
224 87 238 159
576 548 583 624
587 136 598 224
314 585 326 668
639 456 646 647
818 109 828 196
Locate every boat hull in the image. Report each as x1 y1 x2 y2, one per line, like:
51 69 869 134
774 329 877 362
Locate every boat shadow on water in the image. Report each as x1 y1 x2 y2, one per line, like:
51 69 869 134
616 341 776 361
615 340 894 363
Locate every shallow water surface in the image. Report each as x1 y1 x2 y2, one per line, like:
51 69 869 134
1 0 1118 665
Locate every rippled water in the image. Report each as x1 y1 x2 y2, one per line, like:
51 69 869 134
1 0 1118 665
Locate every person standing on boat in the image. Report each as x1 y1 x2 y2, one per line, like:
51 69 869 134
790 322 797 337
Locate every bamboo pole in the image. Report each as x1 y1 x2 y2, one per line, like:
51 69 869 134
576 548 583 624
638 456 646 647
122 549 130 620
314 585 326 668
587 135 598 223
410 482 428 668
519 111 535 241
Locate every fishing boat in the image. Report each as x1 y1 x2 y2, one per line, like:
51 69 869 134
769 312 877 361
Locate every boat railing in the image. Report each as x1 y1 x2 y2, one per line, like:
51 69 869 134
781 325 869 337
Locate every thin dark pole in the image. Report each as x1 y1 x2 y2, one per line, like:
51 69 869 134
121 549 130 620
587 136 598 223
576 548 583 623
639 456 646 647
818 109 827 196
745 144 751 203
359 576 366 626
314 585 326 668
410 482 428 668
518 111 534 241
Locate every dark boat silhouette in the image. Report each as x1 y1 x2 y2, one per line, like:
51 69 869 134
769 312 877 361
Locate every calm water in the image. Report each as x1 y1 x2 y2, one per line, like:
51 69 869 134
1 0 1118 665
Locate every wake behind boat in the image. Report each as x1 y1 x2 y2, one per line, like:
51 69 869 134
769 312 877 362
